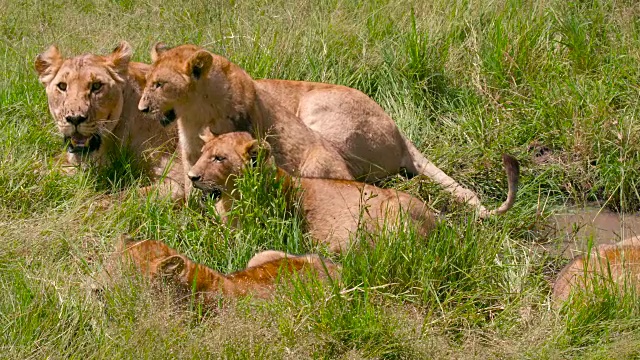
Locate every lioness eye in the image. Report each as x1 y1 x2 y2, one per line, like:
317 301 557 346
91 82 103 92
212 156 226 163
57 82 67 91
153 81 163 89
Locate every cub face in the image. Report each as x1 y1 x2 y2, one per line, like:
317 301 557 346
187 129 266 199
138 43 213 127
34 42 132 155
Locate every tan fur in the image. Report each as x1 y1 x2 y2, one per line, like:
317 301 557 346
35 42 184 200
246 250 333 271
552 236 640 304
188 131 439 253
138 44 353 197
139 43 518 217
247 250 290 267
116 235 339 304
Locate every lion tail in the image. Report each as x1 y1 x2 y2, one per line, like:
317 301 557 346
402 136 519 218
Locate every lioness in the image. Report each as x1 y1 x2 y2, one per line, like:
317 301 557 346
35 42 183 200
188 130 518 252
137 43 353 198
138 43 513 217
552 236 640 304
116 235 339 303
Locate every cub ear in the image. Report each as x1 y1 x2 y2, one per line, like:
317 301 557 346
158 255 186 278
245 139 271 166
107 41 132 76
186 50 213 80
151 42 169 63
199 126 217 143
116 233 136 252
35 45 63 85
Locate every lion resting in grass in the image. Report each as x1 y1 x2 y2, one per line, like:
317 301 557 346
138 43 515 217
553 236 640 304
138 43 354 197
187 130 518 252
35 42 183 200
116 235 339 303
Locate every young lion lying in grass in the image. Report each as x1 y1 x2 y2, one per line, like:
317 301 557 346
187 130 518 253
112 235 339 304
552 236 640 304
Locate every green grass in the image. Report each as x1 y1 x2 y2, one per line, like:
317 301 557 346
2 0 640 358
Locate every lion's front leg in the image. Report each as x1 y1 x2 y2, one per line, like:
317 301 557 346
145 150 187 203
138 177 185 204
51 152 80 175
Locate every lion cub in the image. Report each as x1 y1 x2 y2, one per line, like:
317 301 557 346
117 235 338 303
553 236 640 304
188 130 441 253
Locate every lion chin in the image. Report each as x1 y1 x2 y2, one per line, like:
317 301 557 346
64 133 101 154
192 182 222 200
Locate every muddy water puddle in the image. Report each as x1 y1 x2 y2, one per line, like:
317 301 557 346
549 206 640 258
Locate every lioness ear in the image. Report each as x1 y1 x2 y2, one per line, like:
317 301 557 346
151 42 169 63
35 45 63 85
107 41 132 76
199 127 217 143
158 255 186 278
245 139 271 166
186 50 213 80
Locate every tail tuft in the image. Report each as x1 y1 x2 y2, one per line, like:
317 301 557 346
502 153 520 191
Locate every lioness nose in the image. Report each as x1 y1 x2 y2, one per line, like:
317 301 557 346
66 115 87 125
188 174 201 182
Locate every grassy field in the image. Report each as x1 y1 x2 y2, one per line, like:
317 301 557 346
2 0 640 358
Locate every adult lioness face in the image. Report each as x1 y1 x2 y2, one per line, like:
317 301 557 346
35 43 131 155
188 130 263 199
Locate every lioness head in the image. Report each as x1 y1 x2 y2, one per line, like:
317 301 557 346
188 129 268 199
35 42 133 155
138 43 214 127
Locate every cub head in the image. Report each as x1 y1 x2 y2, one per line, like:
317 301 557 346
138 43 214 127
187 129 269 199
117 235 186 279
35 42 132 155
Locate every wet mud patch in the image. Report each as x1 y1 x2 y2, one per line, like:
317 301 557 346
548 206 640 258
